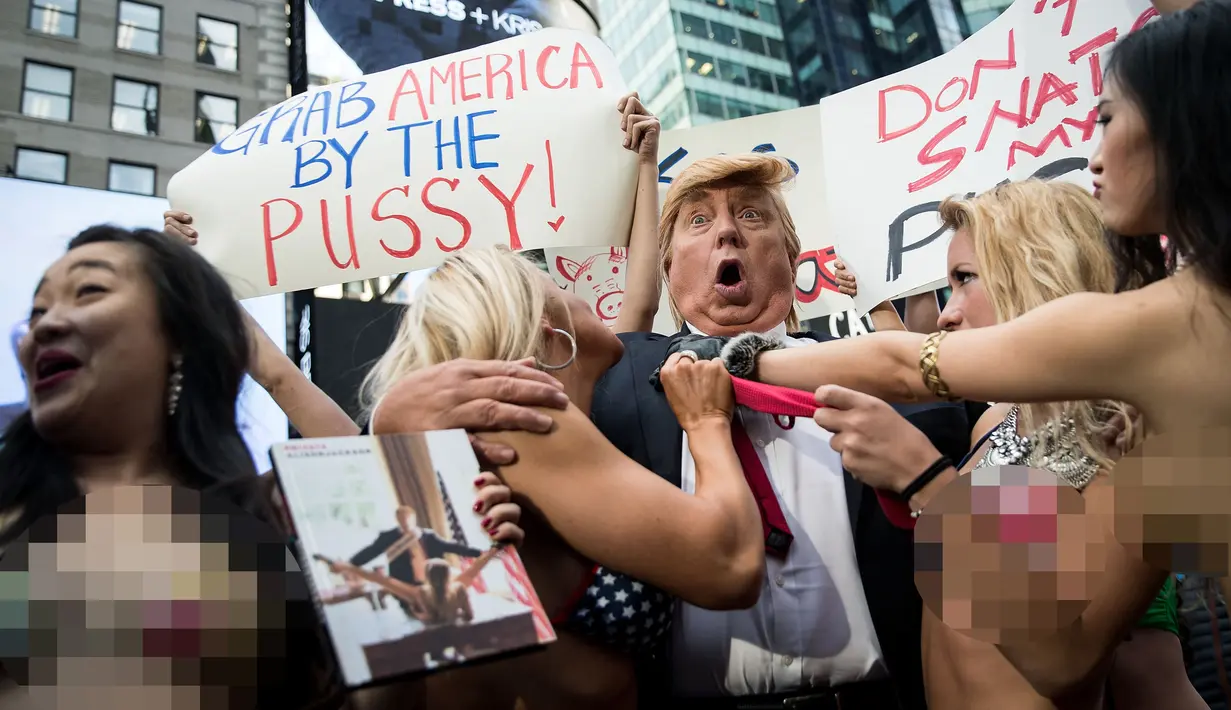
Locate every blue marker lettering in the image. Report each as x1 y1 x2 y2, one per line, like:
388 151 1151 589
337 81 374 129
211 109 268 155
386 121 433 178
436 116 463 171
303 90 332 138
466 109 500 170
260 95 307 146
328 131 368 190
293 140 332 188
657 146 687 184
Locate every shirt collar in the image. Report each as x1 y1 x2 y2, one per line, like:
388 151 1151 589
684 321 789 340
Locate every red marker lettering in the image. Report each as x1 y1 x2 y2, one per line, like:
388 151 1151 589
1030 72 1079 123
388 68 428 122
1008 124 1072 168
458 57 483 101
478 164 535 250
1069 28 1118 97
371 186 422 259
429 63 457 106
422 177 472 252
320 195 360 272
970 30 1017 100
878 84 932 143
261 198 303 287
536 46 568 90
569 42 604 89
486 53 515 99
976 76 1031 152
935 76 970 113
909 116 967 193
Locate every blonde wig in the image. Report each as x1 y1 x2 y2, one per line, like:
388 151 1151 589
658 153 802 332
359 246 571 421
939 179 1132 471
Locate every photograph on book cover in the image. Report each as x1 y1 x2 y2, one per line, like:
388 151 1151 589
272 431 555 687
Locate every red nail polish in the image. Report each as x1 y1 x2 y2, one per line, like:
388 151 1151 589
474 477 486 487
473 501 483 513
481 517 493 530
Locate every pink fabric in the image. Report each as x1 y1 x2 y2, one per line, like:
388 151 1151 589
730 377 917 531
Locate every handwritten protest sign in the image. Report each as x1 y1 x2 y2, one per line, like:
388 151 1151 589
169 29 637 299
821 0 1156 313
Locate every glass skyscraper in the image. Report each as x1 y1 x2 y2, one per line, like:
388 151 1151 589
597 0 1008 126
596 0 800 129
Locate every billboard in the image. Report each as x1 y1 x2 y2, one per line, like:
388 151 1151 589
306 0 599 86
0 178 290 472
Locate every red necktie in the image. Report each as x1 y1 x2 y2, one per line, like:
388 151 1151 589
730 378 917 534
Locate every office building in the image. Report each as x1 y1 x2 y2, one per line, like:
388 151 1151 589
597 0 799 130
1 0 289 197
955 0 1014 35
776 0 965 106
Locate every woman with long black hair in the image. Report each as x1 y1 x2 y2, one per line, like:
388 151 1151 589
0 225 523 710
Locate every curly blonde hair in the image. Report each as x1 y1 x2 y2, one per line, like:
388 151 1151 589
939 179 1133 471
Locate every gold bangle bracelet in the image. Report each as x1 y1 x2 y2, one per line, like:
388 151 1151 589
919 331 960 402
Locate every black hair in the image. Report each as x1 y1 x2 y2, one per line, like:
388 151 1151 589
1103 0 1231 292
0 225 346 708
0 225 267 540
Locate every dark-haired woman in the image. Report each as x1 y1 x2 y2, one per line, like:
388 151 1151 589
662 0 1231 701
0 226 522 709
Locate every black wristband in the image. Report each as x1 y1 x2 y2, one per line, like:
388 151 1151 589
898 456 953 502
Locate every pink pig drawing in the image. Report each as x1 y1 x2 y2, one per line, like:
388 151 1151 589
555 247 628 322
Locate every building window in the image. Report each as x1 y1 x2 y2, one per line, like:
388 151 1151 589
766 38 787 61
112 78 159 136
683 50 716 78
747 66 776 93
694 90 726 119
195 92 238 144
197 16 239 71
737 28 767 55
14 147 67 183
21 62 73 122
756 0 779 24
710 21 739 48
678 12 706 36
108 161 155 195
29 0 78 38
117 1 162 55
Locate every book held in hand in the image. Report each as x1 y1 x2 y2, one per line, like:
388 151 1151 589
271 431 555 688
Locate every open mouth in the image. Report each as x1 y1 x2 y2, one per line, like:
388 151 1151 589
33 349 83 390
715 258 745 288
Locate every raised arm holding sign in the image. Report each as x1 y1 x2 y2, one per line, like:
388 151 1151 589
169 29 637 300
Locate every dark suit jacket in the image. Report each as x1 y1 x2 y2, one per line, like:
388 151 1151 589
349 527 483 587
590 330 969 710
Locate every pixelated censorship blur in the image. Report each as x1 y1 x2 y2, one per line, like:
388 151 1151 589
0 485 324 710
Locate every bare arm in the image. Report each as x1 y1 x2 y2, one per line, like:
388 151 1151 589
612 93 661 334
756 291 1156 412
245 309 360 437
166 210 360 438
904 291 942 334
479 405 764 610
868 301 907 333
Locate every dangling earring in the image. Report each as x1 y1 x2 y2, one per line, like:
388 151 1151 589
167 355 184 417
536 328 577 371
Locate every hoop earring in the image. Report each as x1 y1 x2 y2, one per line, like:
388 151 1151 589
536 328 577 371
167 355 184 417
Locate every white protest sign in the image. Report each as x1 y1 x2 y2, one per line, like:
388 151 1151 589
169 29 638 300
821 0 1157 314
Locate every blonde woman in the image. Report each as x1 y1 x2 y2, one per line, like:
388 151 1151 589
360 246 764 710
834 180 1202 709
660 3 1231 700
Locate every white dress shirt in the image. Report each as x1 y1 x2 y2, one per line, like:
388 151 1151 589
670 323 886 697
